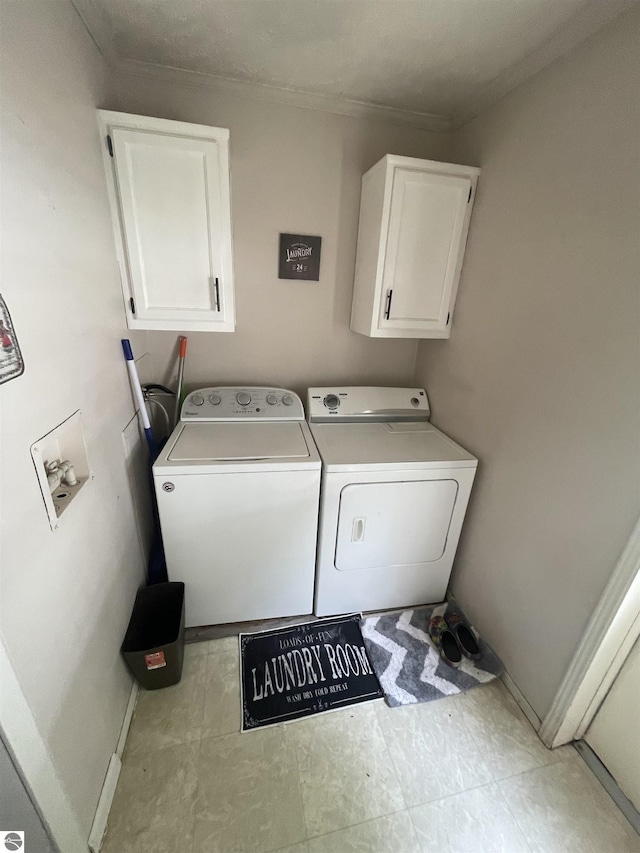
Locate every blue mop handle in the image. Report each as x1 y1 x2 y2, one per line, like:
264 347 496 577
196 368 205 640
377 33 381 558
122 339 159 460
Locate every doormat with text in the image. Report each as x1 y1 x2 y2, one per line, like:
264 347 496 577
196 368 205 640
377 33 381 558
240 614 383 731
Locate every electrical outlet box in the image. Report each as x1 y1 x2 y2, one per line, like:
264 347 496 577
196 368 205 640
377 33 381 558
31 411 91 530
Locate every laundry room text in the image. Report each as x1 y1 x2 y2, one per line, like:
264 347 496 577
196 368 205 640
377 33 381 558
251 641 372 702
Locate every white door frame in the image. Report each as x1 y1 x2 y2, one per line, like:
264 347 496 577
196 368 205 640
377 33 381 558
0 635 87 852
539 516 640 748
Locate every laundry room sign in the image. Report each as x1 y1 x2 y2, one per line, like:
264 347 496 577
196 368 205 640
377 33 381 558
278 233 322 280
240 614 382 730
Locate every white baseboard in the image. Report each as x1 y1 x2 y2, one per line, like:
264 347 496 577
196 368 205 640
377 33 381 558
116 681 138 758
501 669 542 732
88 681 138 852
445 592 543 733
88 753 121 853
446 591 543 734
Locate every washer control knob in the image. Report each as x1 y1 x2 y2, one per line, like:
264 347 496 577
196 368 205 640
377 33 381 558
236 391 251 406
209 394 221 405
282 394 293 406
324 394 340 409
266 394 278 406
192 394 204 406
410 397 420 407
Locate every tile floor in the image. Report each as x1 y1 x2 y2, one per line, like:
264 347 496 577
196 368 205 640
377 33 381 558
102 637 640 853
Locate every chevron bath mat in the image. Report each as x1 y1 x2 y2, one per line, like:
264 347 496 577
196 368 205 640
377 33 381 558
361 602 503 707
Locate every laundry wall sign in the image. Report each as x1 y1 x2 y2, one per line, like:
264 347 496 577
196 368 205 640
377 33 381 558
0 295 24 385
278 233 322 281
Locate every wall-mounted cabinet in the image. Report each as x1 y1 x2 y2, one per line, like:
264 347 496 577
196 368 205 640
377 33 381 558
98 110 235 332
350 155 479 339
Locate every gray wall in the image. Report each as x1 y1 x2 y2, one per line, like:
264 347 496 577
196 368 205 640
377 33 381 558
0 0 146 836
109 74 451 396
414 5 640 718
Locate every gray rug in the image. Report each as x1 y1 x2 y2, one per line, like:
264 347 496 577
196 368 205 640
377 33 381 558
361 601 503 707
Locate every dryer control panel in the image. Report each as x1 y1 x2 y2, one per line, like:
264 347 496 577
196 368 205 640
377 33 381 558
181 387 305 421
307 386 430 423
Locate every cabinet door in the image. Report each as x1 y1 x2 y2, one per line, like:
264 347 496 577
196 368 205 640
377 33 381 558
379 168 471 335
111 127 234 331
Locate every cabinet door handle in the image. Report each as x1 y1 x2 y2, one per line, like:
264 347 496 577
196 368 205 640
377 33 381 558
384 289 393 320
212 277 221 312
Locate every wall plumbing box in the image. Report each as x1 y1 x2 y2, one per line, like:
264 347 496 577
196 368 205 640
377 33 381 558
31 411 91 530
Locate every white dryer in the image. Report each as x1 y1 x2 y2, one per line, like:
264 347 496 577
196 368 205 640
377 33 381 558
153 387 321 627
308 387 477 616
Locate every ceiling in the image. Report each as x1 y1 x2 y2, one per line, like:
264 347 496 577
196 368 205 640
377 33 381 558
73 0 635 129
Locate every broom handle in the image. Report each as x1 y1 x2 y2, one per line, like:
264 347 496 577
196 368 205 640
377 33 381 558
173 336 187 427
121 339 158 460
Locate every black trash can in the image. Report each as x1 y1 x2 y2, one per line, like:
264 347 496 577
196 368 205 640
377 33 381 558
121 582 185 689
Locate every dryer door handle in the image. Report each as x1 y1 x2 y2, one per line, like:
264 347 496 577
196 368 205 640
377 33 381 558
352 517 366 543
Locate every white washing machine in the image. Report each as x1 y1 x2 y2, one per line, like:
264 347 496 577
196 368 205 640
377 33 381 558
153 387 321 627
308 387 478 616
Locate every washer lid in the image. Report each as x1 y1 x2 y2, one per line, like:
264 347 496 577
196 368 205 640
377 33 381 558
309 421 477 471
168 422 312 462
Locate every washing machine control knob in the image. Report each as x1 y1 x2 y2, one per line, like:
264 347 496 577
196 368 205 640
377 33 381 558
282 394 293 406
192 394 204 406
209 394 221 405
266 394 278 405
236 391 252 406
323 394 340 409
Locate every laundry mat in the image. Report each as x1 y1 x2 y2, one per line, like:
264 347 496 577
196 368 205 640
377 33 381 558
360 601 503 707
240 614 383 731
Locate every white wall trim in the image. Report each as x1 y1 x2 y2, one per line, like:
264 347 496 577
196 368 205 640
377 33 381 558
446 589 543 735
501 669 542 732
113 60 451 132
70 0 448 132
0 636 87 853
87 680 137 852
576 608 640 741
87 754 121 853
73 0 635 136
116 681 138 759
539 517 640 748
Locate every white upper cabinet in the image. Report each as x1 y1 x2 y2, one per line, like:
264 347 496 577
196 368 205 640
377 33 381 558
98 111 235 332
350 155 479 339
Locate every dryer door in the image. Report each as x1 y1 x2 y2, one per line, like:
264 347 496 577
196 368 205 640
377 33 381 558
334 479 459 571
